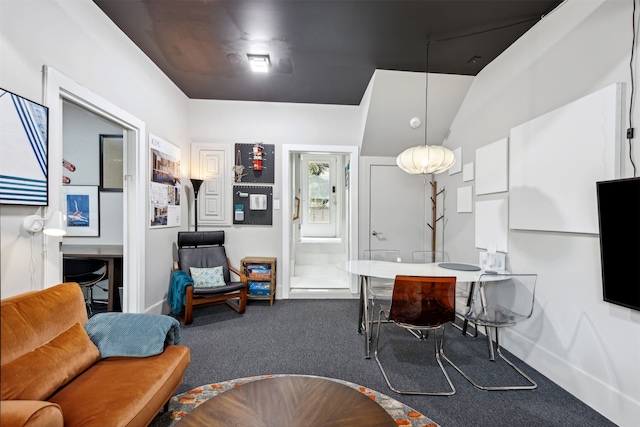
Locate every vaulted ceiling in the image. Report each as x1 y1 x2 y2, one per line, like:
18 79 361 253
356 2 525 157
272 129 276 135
93 0 563 105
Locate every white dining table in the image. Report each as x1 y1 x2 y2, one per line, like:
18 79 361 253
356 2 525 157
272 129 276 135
337 260 506 358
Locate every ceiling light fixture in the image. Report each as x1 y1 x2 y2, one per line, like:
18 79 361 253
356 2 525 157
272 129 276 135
396 41 455 175
247 54 271 73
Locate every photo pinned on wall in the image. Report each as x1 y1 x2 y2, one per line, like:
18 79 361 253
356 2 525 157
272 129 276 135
0 88 49 205
100 134 124 191
63 186 100 237
149 134 181 228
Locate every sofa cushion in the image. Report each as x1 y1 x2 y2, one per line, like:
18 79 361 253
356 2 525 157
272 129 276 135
49 345 191 427
1 323 100 400
1 283 88 365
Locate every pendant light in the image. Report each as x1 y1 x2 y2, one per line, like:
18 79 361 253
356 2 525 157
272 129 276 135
396 41 456 175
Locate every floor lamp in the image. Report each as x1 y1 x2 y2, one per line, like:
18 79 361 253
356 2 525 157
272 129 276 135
190 178 203 231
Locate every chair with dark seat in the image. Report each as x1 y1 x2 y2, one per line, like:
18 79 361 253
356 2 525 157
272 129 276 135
374 275 457 395
63 257 108 316
411 251 474 336
173 231 247 325
442 273 538 390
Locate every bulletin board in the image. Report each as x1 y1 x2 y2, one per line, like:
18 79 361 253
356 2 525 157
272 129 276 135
509 83 622 234
234 143 275 184
233 185 273 225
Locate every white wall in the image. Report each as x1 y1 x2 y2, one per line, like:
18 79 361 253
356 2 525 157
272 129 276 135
439 1 640 425
62 101 124 246
361 69 474 157
188 100 361 299
0 0 189 309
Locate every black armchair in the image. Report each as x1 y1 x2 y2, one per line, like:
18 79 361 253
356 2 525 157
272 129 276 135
173 231 247 324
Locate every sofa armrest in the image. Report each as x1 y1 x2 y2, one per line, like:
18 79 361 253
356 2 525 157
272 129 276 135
0 401 63 427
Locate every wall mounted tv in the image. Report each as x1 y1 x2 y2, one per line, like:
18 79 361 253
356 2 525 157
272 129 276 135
596 177 640 311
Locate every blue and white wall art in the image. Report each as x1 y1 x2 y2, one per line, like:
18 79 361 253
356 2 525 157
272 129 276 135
0 88 49 205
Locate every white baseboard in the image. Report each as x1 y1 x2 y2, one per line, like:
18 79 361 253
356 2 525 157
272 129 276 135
503 330 638 427
145 298 168 315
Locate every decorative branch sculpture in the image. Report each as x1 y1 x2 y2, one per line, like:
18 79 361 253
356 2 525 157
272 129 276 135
427 180 446 252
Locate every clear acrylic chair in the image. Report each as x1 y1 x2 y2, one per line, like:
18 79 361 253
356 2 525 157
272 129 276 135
411 251 450 263
442 273 538 390
360 250 402 334
374 275 457 395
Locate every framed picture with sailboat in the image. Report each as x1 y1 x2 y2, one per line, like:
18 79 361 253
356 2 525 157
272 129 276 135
63 185 100 237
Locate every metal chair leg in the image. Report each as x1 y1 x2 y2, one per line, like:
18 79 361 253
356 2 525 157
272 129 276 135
451 314 478 337
374 311 455 396
441 327 537 391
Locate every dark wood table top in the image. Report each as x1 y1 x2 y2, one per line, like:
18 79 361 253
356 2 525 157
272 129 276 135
176 376 397 427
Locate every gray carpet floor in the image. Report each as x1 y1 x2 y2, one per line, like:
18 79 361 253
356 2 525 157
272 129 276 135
155 299 615 427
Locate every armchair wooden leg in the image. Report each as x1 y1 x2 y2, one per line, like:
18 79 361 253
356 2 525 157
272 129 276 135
225 288 247 314
185 286 194 325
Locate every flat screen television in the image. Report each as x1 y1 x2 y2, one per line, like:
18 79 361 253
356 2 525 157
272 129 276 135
596 177 640 311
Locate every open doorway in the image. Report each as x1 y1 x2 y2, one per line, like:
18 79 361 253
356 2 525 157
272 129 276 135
281 145 359 299
44 66 147 313
62 100 125 313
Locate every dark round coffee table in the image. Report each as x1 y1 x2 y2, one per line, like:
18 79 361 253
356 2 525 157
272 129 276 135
176 375 397 426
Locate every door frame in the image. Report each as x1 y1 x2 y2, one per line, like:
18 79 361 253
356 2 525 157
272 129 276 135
43 66 146 313
281 145 359 298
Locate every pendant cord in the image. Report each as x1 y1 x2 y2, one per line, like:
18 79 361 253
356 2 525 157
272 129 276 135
425 40 430 148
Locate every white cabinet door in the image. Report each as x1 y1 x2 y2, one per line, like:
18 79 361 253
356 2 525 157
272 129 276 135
191 143 231 226
369 164 425 263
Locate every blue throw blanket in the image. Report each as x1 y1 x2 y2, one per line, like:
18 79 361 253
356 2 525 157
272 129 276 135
84 313 181 358
168 270 193 315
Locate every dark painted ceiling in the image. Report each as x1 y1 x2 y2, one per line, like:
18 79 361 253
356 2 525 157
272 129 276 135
93 0 563 105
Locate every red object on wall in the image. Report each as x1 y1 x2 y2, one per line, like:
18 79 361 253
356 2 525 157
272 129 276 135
252 144 263 171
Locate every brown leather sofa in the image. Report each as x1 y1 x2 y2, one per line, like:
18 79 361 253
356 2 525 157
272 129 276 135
0 283 191 427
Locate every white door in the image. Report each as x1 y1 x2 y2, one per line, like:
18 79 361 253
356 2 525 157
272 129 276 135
301 154 339 238
369 165 425 262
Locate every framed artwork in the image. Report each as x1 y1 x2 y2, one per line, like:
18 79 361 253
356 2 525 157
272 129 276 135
293 196 300 220
100 134 123 191
63 186 100 236
476 138 508 195
0 88 49 205
448 147 462 175
149 134 181 228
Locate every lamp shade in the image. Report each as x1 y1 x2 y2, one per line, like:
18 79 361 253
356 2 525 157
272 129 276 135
396 145 456 175
44 210 67 236
23 210 67 236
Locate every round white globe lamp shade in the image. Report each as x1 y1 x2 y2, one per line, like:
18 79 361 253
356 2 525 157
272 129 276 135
396 145 456 175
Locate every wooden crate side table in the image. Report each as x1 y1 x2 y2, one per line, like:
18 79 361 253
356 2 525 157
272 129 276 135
241 257 276 306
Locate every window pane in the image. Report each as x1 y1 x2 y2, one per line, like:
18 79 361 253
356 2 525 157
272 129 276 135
308 161 330 224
